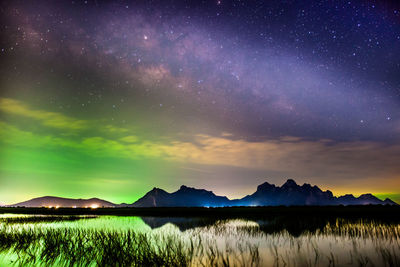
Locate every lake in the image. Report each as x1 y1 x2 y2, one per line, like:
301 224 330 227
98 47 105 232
0 213 399 266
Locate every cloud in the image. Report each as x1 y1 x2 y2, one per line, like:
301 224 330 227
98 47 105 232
0 98 87 131
165 135 400 182
119 135 138 143
0 98 132 136
1 116 400 197
0 99 399 193
102 125 129 134
2 116 400 185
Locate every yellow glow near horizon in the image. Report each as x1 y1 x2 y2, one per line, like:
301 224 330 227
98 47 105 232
90 204 99 209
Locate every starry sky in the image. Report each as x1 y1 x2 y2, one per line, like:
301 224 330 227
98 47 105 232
1 0 400 205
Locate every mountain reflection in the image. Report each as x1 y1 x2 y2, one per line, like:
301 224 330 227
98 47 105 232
140 216 339 237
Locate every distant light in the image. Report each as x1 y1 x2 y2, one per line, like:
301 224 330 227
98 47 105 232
90 204 99 209
143 35 148 40
55 205 59 209
72 206 76 209
48 206 53 209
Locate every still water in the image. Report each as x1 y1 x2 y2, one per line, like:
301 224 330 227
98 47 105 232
0 214 399 266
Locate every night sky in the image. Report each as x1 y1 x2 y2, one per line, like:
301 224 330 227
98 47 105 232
1 0 400 205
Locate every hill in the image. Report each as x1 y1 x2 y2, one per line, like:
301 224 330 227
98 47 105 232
9 196 116 208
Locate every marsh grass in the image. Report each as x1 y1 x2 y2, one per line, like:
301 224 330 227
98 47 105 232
0 223 261 266
190 218 400 266
0 216 399 266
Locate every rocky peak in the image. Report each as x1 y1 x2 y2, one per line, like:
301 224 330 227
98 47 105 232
256 181 276 192
282 179 298 188
358 193 377 199
147 187 168 196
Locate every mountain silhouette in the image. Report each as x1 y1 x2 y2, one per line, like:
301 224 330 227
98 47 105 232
131 185 231 207
337 193 397 205
131 179 398 207
132 188 174 207
383 198 398 205
9 196 116 208
232 179 335 206
6 179 398 207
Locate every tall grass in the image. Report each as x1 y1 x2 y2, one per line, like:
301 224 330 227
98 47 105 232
0 216 399 266
0 223 260 266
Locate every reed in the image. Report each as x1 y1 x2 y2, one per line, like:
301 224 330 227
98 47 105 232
0 223 260 266
0 216 399 266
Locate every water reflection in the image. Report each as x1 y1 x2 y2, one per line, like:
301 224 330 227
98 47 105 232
140 216 342 237
141 216 217 231
0 214 399 266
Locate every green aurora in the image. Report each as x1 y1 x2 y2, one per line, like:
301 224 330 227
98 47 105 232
1 1 400 205
1 97 399 204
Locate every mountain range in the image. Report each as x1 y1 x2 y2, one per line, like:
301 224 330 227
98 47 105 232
7 196 115 208
6 179 398 207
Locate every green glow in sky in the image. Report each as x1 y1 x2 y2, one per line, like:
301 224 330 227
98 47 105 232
1 96 400 204
1 1 400 205
0 98 180 204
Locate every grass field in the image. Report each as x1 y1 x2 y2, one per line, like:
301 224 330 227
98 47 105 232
0 207 399 266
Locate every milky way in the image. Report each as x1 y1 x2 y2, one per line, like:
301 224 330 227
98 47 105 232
1 0 400 204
